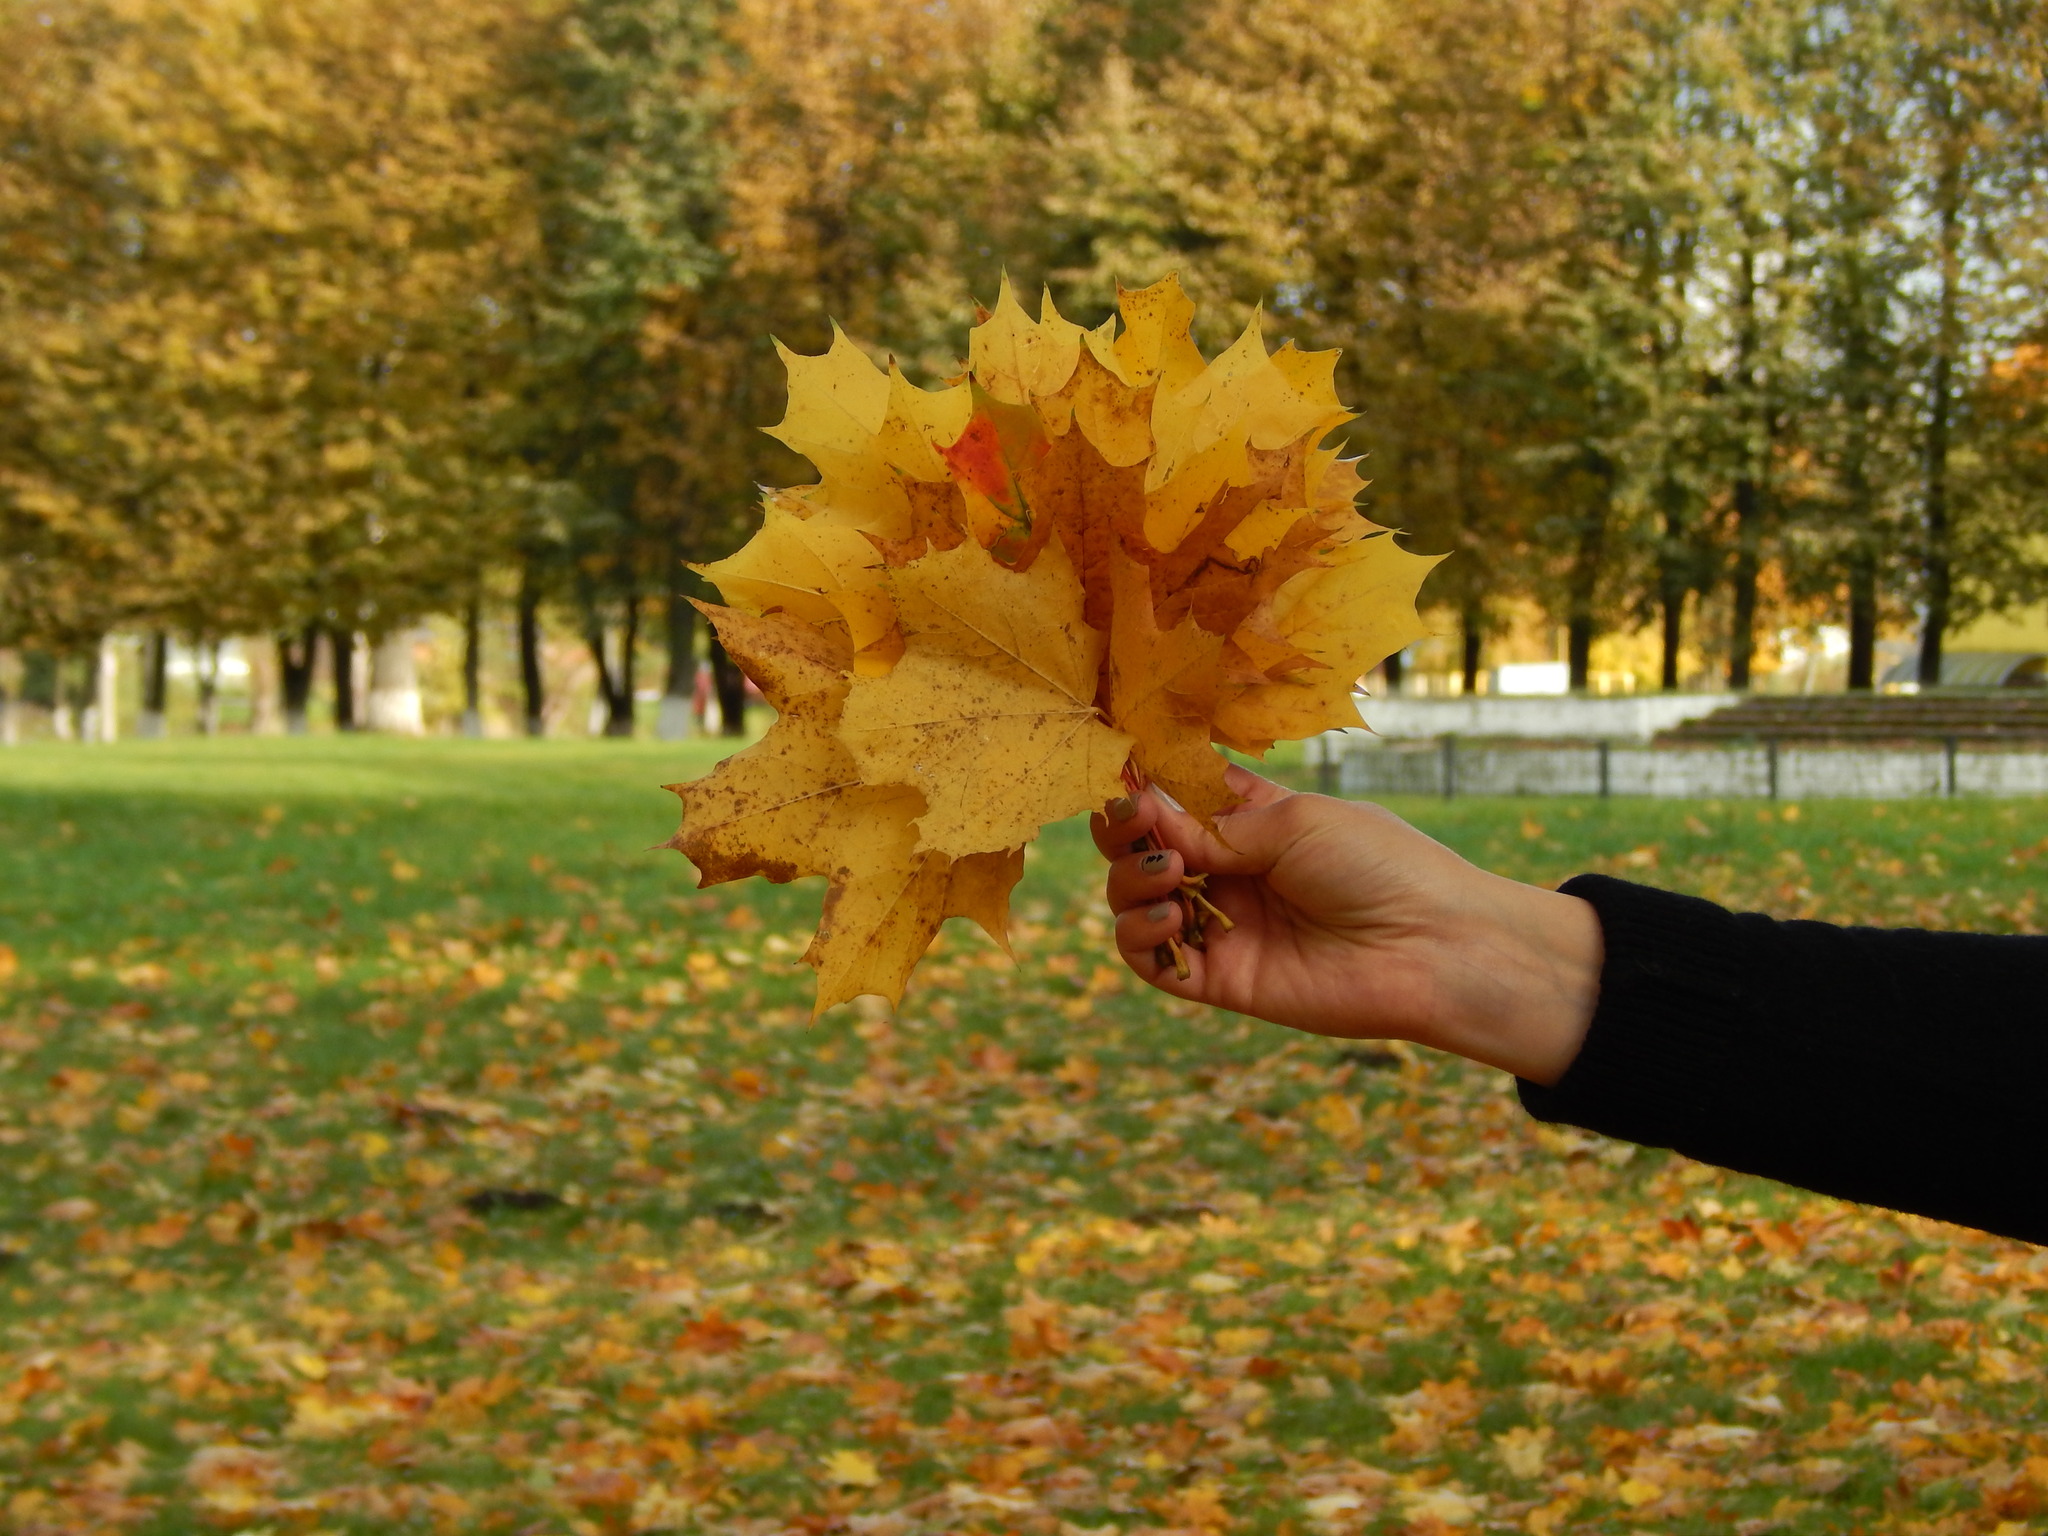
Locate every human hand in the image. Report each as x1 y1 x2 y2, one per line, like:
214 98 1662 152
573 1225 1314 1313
1090 765 1602 1085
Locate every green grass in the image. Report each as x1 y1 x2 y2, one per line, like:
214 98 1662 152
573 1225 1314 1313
2 737 2046 1535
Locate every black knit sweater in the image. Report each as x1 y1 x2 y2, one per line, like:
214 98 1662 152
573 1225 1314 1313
1517 874 2048 1247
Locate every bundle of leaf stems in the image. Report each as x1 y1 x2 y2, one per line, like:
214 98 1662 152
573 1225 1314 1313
1121 761 1233 980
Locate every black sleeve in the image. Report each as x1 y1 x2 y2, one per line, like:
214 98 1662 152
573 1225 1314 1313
1517 873 2048 1246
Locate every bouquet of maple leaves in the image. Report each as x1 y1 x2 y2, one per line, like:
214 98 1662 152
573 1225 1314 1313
666 276 1437 1014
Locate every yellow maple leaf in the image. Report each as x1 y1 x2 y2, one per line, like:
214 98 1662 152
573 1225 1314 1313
667 274 1433 1011
667 605 913 887
669 605 1019 1015
970 278 1096 403
693 494 901 676
806 836 1021 1017
839 537 1132 859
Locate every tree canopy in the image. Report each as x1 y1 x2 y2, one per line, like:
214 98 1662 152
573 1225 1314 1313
3 0 2044 713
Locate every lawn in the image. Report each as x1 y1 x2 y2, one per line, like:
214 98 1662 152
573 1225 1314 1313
1 736 2046 1536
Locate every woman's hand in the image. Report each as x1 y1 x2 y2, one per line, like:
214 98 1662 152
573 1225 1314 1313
1091 765 1603 1085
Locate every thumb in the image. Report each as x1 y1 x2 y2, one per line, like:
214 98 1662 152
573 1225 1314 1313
1222 762 1292 811
1151 774 1304 879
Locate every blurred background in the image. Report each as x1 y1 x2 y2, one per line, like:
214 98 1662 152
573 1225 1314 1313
2 0 2045 743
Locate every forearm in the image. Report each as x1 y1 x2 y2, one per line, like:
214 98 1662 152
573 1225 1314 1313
1419 872 1603 1086
1520 875 2048 1246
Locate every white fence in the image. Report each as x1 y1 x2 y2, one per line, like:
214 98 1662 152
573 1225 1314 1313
1317 736 2048 799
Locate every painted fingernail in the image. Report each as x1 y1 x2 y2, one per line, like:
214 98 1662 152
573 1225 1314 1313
1140 851 1171 873
1146 902 1176 923
1108 796 1137 822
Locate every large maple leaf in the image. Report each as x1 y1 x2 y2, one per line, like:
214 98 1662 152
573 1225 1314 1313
667 275 1438 1013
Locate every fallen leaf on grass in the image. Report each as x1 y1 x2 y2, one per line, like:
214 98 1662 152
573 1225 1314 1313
822 1448 882 1488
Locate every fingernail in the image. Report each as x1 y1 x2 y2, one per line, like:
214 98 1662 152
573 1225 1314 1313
1145 902 1176 923
1108 796 1137 822
1140 850 1171 873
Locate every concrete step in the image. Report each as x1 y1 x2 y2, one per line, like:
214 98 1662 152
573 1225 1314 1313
1656 693 2048 744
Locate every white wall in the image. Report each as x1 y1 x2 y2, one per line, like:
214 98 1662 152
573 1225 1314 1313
1345 693 1738 742
1336 739 2048 799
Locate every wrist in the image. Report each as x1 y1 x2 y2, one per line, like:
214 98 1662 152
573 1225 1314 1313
1418 874 1603 1085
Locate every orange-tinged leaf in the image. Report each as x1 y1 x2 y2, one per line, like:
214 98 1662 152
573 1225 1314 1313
1212 531 1440 752
689 602 850 710
1108 552 1235 829
1020 422 1149 631
942 845 1025 960
675 1310 749 1355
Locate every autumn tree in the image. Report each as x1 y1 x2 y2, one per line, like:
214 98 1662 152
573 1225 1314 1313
1893 0 2048 683
0 0 544 723
512 0 727 737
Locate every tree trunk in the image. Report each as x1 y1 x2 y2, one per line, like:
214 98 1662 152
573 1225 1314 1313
55 650 92 740
1657 475 1688 691
1660 593 1684 692
613 595 639 737
461 594 483 737
331 628 357 731
659 555 696 741
1381 650 1404 691
139 631 169 737
1840 397 1878 692
586 600 640 739
1727 474 1762 690
195 641 221 736
1842 332 1878 690
1566 459 1611 693
709 635 748 738
518 572 545 737
49 651 76 740
93 635 118 742
1724 238 1769 693
1847 545 1878 690
1918 176 1961 688
1460 604 1484 695
1567 620 1594 693
366 633 424 734
279 626 317 735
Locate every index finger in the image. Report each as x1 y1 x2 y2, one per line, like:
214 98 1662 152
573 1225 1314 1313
1090 792 1160 859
